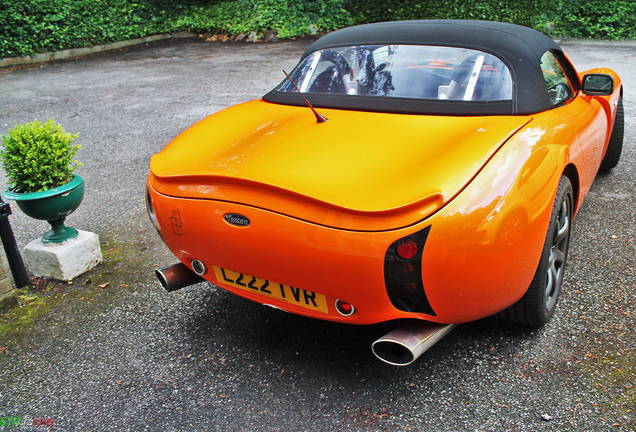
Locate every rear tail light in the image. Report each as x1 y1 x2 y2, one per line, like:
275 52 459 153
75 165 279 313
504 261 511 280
384 226 435 315
395 261 416 279
397 240 418 259
335 299 355 316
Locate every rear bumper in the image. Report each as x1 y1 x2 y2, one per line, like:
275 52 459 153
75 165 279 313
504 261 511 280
148 182 418 324
148 183 546 325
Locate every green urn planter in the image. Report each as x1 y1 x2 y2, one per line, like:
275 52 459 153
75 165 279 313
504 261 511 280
4 175 84 243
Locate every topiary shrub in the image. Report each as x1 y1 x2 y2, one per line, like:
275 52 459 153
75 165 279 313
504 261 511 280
1 118 82 193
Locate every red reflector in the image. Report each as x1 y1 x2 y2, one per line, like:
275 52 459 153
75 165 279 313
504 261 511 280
335 299 355 316
397 240 418 260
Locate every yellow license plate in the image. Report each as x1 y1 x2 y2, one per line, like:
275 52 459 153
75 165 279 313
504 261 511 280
212 266 329 314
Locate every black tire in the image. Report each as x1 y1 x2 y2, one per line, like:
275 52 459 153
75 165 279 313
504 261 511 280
498 176 573 326
599 95 624 172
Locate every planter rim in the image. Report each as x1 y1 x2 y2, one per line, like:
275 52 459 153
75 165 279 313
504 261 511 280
3 174 83 201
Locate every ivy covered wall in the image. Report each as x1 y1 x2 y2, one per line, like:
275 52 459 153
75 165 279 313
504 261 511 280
1 0 634 58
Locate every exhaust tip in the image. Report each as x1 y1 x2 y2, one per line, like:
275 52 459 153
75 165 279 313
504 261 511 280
372 321 457 366
155 268 170 291
191 259 207 275
372 340 415 366
155 262 205 292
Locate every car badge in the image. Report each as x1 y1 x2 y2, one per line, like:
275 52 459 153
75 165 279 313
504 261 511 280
224 213 250 227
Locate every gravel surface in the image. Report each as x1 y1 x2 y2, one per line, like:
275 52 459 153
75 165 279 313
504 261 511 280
0 37 634 431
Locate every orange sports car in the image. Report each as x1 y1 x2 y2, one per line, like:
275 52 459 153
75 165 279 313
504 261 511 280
146 20 623 365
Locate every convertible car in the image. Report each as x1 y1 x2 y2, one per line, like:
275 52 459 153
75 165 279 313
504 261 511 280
146 20 623 365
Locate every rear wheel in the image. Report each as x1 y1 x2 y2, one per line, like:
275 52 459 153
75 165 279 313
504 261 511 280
499 176 573 326
599 95 624 172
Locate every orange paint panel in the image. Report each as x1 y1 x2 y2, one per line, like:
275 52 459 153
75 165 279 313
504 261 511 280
421 128 565 322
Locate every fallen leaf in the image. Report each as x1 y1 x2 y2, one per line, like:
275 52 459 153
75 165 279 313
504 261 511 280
99 282 110 288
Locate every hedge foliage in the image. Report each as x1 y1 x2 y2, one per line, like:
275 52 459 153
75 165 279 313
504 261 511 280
1 0 186 58
1 0 635 59
172 0 352 39
549 1 636 39
345 0 548 28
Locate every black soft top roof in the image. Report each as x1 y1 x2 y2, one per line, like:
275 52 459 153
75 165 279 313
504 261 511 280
264 20 573 116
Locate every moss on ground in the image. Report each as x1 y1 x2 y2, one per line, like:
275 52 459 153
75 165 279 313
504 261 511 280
0 232 155 355
0 284 65 347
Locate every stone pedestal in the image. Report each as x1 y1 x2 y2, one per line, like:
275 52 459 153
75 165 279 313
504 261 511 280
0 257 13 295
24 230 103 281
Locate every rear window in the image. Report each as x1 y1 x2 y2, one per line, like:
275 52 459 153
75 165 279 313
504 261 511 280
275 45 513 102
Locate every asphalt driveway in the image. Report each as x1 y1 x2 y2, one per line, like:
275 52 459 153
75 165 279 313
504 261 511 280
0 37 634 431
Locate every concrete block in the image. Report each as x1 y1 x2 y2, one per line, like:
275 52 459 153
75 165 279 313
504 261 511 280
0 290 18 311
0 257 13 295
0 277 11 295
24 230 103 281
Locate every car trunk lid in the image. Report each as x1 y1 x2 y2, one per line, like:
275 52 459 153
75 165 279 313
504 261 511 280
150 100 531 231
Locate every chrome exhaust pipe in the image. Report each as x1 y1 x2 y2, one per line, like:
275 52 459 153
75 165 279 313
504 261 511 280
155 262 205 292
372 321 457 366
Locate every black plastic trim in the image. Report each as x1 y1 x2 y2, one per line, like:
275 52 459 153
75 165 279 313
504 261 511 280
263 92 515 116
384 225 435 315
